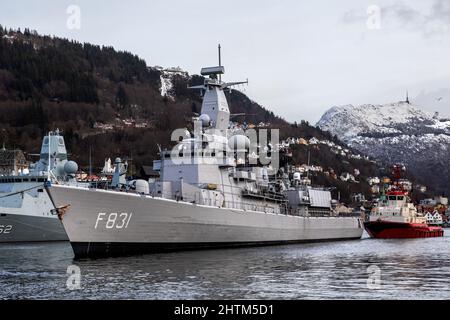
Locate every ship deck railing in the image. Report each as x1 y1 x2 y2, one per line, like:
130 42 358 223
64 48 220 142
147 191 362 218
0 176 47 183
155 191 284 215
63 182 362 218
241 189 287 202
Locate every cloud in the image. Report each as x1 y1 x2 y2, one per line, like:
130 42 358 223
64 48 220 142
341 9 366 25
342 0 450 38
385 3 423 26
424 0 450 36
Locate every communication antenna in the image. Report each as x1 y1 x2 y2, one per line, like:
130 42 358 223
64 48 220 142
306 147 311 182
47 131 51 182
218 44 222 83
188 45 248 92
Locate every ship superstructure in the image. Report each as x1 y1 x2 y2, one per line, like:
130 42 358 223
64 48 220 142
0 130 78 242
364 164 444 238
47 47 364 258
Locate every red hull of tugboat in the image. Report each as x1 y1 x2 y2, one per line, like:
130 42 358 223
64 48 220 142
364 221 444 239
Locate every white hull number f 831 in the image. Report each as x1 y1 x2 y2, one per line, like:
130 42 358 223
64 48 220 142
94 213 132 229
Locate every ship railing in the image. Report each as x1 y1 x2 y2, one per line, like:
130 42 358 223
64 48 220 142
151 191 283 214
152 191 359 218
241 189 286 202
64 182 361 218
285 206 364 218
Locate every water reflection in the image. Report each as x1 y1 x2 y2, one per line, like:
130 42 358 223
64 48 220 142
1 231 449 299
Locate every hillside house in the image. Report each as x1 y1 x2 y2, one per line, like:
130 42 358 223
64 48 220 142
0 145 28 175
368 177 380 185
340 172 356 182
425 211 443 226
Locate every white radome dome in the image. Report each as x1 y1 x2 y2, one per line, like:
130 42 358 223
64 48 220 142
134 179 149 194
64 161 78 175
228 135 250 152
199 114 211 127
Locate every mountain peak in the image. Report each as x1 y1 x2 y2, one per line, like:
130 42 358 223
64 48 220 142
317 101 437 140
317 101 450 195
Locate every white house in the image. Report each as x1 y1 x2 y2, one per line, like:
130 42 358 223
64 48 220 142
425 211 443 226
368 177 381 185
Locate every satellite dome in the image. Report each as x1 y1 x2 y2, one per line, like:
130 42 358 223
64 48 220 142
199 114 211 127
64 161 78 175
228 135 250 152
134 179 149 194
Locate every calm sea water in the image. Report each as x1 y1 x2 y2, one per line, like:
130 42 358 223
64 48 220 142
1 231 449 300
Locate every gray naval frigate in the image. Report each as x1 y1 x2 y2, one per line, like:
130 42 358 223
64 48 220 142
47 50 364 257
0 130 78 242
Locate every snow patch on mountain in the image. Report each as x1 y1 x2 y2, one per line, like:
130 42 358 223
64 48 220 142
154 66 189 99
160 73 173 98
316 101 450 194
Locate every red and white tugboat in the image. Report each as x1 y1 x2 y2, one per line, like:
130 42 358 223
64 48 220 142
364 164 444 239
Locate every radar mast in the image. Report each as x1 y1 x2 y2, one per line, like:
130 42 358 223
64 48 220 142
188 45 248 133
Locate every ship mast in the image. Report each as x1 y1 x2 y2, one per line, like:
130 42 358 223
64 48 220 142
187 45 248 133
218 44 222 83
47 131 51 182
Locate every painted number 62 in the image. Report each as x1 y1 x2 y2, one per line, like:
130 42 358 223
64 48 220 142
0 225 12 234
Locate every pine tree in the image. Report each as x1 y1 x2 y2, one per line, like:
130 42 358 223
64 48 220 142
116 85 129 107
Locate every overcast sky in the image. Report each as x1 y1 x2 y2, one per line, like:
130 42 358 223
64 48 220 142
1 0 450 123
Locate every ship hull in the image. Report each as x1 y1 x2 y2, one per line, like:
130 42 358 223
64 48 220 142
0 181 68 242
0 213 67 242
364 220 444 239
48 185 364 258
70 237 362 257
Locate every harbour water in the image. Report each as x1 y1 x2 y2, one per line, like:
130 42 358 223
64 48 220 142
1 231 449 300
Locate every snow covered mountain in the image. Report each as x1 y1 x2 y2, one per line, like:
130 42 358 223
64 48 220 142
154 66 189 99
317 101 450 195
